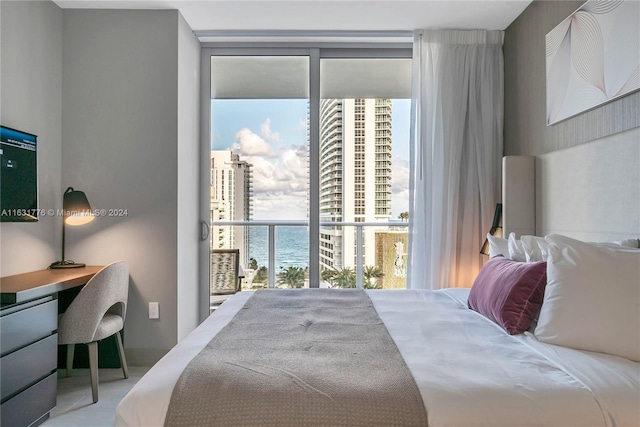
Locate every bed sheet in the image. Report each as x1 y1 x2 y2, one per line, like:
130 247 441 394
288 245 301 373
116 289 639 427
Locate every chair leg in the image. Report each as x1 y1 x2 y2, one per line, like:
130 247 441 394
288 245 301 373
66 344 75 378
115 331 129 379
87 341 99 403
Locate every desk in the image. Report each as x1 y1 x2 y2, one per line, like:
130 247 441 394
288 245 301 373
0 266 102 427
1 266 102 305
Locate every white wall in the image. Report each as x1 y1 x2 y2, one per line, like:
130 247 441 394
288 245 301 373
62 9 199 363
0 0 62 277
176 13 201 341
536 128 640 242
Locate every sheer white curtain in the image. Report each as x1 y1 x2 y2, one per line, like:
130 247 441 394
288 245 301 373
408 30 504 290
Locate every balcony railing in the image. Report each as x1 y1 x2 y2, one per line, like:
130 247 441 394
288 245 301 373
211 220 409 289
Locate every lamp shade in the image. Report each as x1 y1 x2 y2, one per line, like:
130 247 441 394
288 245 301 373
50 187 94 269
480 203 502 255
63 187 94 226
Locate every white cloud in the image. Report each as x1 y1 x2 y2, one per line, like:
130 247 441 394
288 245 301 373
391 157 410 216
391 157 410 194
232 128 275 157
260 118 281 144
244 157 285 192
295 118 308 131
281 146 308 180
236 144 308 220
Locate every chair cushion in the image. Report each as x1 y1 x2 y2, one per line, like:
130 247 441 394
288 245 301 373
94 314 124 341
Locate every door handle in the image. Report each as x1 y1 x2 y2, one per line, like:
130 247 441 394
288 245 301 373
200 221 210 241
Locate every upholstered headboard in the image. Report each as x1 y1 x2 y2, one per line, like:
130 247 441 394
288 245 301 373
503 127 640 242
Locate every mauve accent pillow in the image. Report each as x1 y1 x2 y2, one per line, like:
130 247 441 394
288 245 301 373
468 256 547 335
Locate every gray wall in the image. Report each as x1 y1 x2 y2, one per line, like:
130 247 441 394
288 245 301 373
0 1 63 276
176 13 201 341
62 9 178 358
504 0 640 156
61 9 199 362
1 3 201 362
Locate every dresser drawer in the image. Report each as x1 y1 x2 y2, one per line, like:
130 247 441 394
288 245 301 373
0 299 57 356
0 372 56 427
1 333 57 401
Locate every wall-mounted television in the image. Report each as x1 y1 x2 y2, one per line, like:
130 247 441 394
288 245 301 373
1 125 38 222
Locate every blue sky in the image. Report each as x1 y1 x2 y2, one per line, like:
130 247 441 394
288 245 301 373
212 99 410 220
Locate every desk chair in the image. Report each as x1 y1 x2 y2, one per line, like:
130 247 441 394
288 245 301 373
58 261 129 403
210 249 240 311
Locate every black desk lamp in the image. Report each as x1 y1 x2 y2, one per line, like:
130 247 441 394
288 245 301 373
480 203 503 256
50 187 94 269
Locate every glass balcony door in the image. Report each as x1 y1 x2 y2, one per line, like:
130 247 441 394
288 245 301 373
318 58 411 289
207 54 311 314
200 47 411 319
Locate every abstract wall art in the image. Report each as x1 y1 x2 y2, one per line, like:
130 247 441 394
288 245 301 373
546 0 640 125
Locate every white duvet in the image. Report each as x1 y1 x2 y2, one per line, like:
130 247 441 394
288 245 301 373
116 289 640 427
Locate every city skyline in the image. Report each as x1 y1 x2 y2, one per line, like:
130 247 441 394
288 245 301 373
211 99 410 220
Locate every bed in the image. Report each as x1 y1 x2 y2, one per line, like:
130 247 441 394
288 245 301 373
116 286 639 426
117 134 640 426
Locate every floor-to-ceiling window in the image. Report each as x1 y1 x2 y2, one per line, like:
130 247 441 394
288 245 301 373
209 55 310 294
319 57 411 289
202 45 411 312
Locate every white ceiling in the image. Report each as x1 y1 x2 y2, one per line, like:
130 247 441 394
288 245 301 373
52 1 532 35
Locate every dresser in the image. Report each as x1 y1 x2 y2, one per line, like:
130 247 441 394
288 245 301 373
0 267 102 427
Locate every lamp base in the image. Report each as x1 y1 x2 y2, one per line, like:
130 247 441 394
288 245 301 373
50 260 86 269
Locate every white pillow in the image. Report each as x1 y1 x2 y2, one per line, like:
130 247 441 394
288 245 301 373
520 235 548 262
537 239 551 260
534 234 640 362
507 232 527 262
487 233 508 258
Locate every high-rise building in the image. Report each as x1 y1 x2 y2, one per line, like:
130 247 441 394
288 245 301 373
210 151 252 267
319 98 392 272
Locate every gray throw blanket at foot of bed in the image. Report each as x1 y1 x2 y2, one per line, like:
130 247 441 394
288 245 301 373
164 289 428 427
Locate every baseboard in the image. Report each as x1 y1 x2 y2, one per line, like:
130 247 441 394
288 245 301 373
124 348 170 367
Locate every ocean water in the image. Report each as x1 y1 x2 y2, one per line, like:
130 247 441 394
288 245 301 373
249 226 309 269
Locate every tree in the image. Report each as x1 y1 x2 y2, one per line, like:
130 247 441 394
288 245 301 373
398 212 409 222
330 267 356 289
249 258 258 270
321 268 336 287
276 266 306 288
363 265 384 289
253 266 268 284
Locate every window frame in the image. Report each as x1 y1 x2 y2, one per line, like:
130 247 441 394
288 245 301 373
199 43 412 321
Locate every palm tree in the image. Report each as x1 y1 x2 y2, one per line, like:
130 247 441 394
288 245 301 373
363 265 384 289
398 212 409 222
321 268 336 287
249 258 258 270
276 266 306 288
253 266 268 284
331 267 356 289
